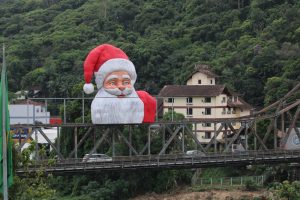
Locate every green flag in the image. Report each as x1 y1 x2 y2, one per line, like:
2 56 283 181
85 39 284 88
0 45 13 193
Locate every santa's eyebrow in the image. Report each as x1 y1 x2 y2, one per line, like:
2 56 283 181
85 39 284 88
106 75 118 81
122 75 131 79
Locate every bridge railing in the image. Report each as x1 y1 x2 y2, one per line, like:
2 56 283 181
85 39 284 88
16 149 300 174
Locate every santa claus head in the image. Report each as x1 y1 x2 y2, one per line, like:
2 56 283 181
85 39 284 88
83 44 156 124
83 44 137 94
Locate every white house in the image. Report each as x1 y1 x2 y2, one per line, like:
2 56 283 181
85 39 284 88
9 99 50 125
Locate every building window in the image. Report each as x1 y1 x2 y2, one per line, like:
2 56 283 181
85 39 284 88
36 108 39 113
222 97 226 103
222 108 226 114
205 108 211 115
186 97 193 104
204 132 212 139
203 123 211 127
187 108 193 116
232 108 236 114
210 80 213 84
198 80 201 84
204 97 211 103
167 98 174 103
227 108 231 114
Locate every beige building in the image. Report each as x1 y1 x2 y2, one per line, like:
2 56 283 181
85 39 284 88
158 64 252 144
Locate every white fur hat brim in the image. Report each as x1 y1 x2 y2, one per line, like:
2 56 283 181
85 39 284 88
94 58 137 89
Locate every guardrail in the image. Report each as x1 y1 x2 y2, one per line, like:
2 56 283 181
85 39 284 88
196 175 265 187
16 149 300 176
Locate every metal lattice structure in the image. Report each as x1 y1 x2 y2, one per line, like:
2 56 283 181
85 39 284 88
13 82 300 175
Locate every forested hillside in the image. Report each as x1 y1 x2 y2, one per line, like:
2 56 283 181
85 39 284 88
0 0 300 107
1 1 300 199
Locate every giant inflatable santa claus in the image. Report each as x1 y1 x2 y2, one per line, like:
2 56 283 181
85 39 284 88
83 44 156 124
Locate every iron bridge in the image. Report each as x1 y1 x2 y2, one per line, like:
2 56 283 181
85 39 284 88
12 83 300 176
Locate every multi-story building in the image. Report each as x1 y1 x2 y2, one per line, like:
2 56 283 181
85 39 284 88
9 99 51 125
158 64 252 144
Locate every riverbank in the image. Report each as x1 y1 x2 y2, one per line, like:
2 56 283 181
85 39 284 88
131 188 272 200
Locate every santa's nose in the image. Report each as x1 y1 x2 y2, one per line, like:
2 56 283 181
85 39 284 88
118 84 126 91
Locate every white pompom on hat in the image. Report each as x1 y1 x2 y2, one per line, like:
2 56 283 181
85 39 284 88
83 44 137 94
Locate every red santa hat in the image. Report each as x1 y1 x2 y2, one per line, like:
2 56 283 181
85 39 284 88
83 44 137 94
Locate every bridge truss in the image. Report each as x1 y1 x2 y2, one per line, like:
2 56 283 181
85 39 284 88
14 83 300 175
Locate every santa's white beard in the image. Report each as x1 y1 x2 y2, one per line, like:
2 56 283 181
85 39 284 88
91 88 144 124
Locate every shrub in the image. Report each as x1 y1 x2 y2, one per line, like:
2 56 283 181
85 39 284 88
244 179 259 191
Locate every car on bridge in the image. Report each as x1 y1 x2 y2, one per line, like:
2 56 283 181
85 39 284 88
185 150 206 157
82 153 112 162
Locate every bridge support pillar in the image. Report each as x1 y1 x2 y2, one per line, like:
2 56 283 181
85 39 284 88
34 129 39 160
224 123 228 152
274 117 278 149
162 124 165 148
245 125 248 150
57 126 60 154
182 126 185 153
254 121 257 150
148 126 151 155
112 131 115 157
129 126 132 156
281 113 285 137
214 123 217 153
74 127 78 159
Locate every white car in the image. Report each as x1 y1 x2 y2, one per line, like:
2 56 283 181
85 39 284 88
82 153 112 162
185 150 206 157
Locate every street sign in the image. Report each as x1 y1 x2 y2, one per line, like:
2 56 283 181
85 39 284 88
10 128 32 141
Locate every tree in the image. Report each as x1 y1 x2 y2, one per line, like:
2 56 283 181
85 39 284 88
264 77 292 106
272 180 300 200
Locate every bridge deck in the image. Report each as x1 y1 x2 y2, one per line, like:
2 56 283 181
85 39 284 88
17 150 300 176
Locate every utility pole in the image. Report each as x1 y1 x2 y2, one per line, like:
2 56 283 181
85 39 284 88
2 44 8 200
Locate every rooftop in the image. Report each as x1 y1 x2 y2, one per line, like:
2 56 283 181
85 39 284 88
185 64 218 82
11 99 45 106
159 85 227 97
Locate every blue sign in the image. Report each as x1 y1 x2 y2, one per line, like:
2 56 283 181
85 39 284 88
10 128 32 140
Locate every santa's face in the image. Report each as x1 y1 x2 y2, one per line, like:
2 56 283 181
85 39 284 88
103 71 133 97
91 70 144 124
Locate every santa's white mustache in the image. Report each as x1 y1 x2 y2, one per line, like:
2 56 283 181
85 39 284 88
104 87 133 96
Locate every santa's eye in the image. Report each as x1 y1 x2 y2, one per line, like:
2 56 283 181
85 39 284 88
110 81 116 86
123 81 130 85
123 79 131 85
